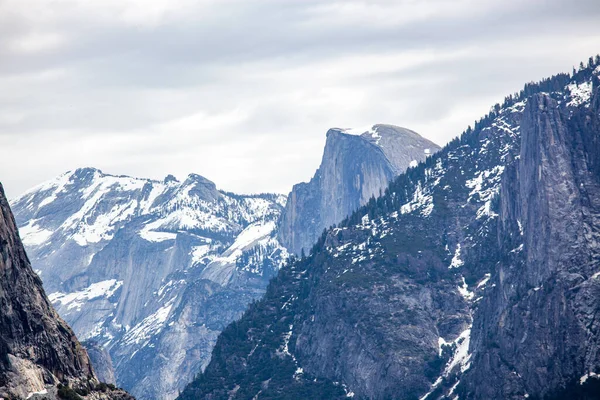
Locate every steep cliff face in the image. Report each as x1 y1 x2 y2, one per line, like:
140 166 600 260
10 170 287 399
278 125 440 255
83 341 116 385
178 60 600 400
462 87 600 398
0 183 132 400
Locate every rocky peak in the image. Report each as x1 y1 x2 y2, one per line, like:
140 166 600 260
278 124 440 255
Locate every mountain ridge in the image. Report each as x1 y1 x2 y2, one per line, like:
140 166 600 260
178 56 600 400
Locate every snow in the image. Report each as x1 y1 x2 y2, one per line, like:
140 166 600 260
449 244 464 269
400 182 434 217
438 337 450 356
580 372 599 384
337 126 375 136
49 279 123 311
477 273 491 288
445 327 472 375
458 277 474 301
26 389 48 399
280 324 295 359
409 160 418 168
139 219 177 242
567 81 593 107
335 126 383 145
10 170 73 206
230 221 276 253
37 171 73 208
190 244 213 265
18 220 53 246
122 297 176 346
62 173 147 246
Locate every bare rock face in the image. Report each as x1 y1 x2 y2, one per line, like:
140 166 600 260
0 183 133 400
462 88 600 398
278 124 440 255
83 341 116 385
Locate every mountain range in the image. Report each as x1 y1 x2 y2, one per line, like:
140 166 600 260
177 58 600 399
5 55 600 400
9 124 435 399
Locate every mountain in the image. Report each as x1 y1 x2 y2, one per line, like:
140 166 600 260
0 183 132 400
178 57 600 400
278 124 440 254
10 169 288 400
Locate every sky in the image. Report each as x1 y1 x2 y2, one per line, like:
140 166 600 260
1 0 600 199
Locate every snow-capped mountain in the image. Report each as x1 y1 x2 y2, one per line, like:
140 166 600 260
10 168 288 400
179 59 600 400
11 123 441 398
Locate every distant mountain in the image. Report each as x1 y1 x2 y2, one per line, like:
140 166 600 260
10 169 287 400
0 183 132 400
178 58 600 400
278 124 440 255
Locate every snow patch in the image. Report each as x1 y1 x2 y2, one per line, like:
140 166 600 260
580 372 600 384
18 220 53 246
49 279 123 311
458 277 474 301
568 81 593 107
122 297 176 346
449 244 464 269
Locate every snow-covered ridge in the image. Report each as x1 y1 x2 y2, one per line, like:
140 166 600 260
11 167 291 399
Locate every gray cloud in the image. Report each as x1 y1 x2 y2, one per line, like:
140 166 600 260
1 0 599 198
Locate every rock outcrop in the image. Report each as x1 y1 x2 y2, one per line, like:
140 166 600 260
0 183 132 400
277 124 440 255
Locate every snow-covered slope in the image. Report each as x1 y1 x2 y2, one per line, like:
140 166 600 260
10 168 287 400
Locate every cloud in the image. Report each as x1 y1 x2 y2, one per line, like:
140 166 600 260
1 0 599 198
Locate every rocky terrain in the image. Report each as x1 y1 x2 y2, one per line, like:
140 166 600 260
11 123 435 399
178 58 600 400
10 171 287 399
278 124 440 255
0 183 133 400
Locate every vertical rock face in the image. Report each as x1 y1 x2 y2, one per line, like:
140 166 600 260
463 87 600 398
178 60 600 400
0 183 132 400
278 124 440 255
83 341 116 385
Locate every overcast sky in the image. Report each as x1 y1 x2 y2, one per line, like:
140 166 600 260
1 0 599 199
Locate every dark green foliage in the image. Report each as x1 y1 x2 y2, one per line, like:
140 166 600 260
57 385 83 400
540 378 600 400
95 382 108 392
